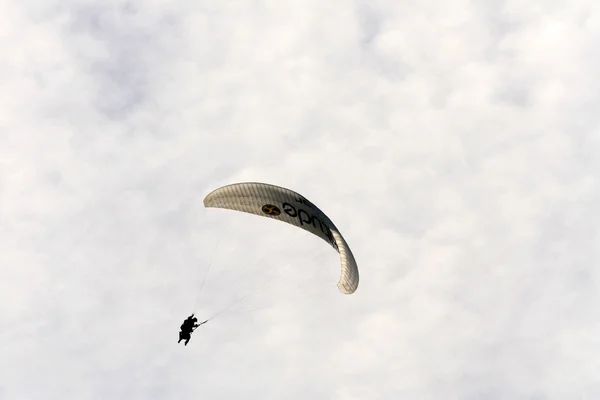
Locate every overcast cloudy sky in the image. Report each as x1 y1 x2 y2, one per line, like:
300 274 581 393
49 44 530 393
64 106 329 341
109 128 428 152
2 0 600 399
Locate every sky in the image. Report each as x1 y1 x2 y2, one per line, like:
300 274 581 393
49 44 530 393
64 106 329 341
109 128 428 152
2 0 600 399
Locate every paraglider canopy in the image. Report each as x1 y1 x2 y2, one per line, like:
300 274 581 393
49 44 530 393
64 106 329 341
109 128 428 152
203 182 359 294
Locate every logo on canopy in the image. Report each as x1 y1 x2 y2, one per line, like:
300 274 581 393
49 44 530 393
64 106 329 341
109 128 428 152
261 204 281 216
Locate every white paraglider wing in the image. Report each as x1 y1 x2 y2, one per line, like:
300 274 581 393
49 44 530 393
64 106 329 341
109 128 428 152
203 182 359 294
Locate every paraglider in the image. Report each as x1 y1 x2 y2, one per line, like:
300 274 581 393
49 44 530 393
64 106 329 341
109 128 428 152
176 182 359 346
178 314 207 346
203 182 359 294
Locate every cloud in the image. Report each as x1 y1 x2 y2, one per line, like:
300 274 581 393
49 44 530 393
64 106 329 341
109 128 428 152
2 1 600 399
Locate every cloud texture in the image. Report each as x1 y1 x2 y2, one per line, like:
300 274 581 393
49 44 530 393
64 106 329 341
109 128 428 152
2 1 600 399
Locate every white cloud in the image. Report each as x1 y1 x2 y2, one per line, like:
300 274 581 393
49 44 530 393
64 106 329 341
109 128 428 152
2 0 600 399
